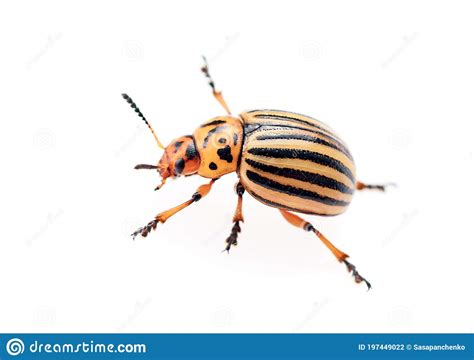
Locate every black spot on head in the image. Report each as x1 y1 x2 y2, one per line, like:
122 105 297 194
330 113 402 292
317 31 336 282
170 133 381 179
217 145 233 163
174 141 184 153
218 137 226 144
209 162 218 170
185 143 197 160
174 158 185 175
233 133 238 145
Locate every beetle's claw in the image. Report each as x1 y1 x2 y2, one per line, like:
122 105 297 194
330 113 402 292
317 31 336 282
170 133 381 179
222 221 240 253
342 259 372 291
222 237 238 254
131 220 158 240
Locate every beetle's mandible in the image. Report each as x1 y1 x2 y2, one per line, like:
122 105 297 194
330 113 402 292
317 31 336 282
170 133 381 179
122 57 394 290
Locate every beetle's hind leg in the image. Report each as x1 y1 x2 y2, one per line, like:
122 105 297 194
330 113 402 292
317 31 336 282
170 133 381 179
279 209 371 290
200 56 232 115
223 182 245 253
356 181 396 192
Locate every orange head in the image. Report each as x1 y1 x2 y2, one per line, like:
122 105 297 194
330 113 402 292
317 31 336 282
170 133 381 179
122 93 243 190
157 136 201 179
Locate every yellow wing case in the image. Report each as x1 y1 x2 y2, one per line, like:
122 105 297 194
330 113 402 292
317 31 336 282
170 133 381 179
239 110 356 216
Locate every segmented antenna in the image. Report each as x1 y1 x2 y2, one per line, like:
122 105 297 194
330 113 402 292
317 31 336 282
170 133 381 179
121 93 165 149
201 56 216 92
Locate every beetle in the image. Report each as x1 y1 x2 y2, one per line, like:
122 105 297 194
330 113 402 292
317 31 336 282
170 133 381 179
122 57 392 290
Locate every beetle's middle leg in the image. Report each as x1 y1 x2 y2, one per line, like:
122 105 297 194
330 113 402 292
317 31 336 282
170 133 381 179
201 56 231 115
223 182 245 253
131 179 217 239
279 209 371 290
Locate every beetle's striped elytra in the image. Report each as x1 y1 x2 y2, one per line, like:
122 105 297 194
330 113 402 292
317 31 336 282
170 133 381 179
122 57 394 290
239 110 356 216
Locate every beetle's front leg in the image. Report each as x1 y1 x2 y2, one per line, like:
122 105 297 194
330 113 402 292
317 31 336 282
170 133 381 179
223 182 245 253
132 179 217 239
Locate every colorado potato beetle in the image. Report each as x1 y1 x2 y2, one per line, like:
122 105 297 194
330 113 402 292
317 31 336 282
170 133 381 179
122 57 392 289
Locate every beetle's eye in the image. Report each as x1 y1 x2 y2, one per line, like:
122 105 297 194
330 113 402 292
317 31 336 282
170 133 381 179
174 158 185 175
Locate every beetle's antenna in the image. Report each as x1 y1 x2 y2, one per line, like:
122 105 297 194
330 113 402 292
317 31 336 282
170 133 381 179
200 56 231 115
122 93 166 150
134 164 158 170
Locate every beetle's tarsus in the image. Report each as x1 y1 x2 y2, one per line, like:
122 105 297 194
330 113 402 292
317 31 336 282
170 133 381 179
131 220 159 240
223 221 240 253
342 259 372 290
154 178 167 191
356 181 396 192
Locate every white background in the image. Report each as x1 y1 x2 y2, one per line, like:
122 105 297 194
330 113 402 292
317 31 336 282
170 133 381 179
0 0 473 333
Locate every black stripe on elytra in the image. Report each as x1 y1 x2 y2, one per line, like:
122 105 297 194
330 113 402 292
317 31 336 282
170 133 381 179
200 120 226 127
245 158 353 194
252 124 351 159
255 133 353 161
246 189 337 216
246 170 349 207
253 113 332 134
247 147 355 184
248 109 327 121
